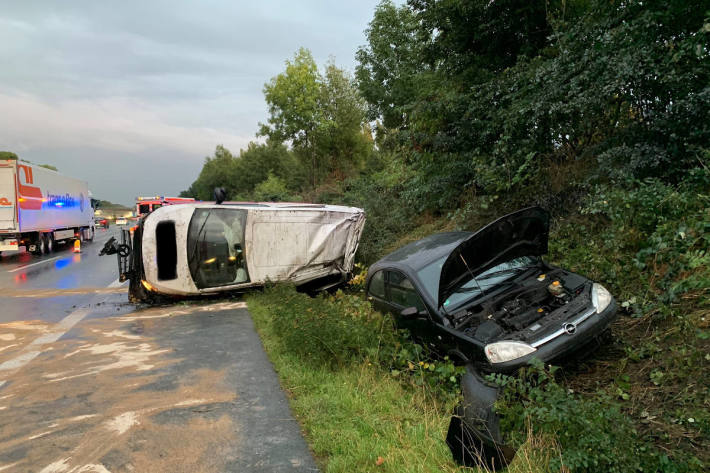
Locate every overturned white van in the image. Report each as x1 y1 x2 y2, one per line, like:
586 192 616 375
102 202 365 302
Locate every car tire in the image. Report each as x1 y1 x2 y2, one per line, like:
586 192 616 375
446 365 516 471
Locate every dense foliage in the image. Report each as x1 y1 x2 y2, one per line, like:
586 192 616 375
182 0 709 470
357 0 709 209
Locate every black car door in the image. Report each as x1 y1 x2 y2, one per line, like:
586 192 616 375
382 270 432 338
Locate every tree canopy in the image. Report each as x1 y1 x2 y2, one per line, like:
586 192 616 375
259 48 371 188
355 0 710 208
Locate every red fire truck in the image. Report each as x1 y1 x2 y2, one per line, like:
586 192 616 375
135 196 195 218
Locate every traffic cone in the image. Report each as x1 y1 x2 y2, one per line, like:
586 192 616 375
73 239 81 253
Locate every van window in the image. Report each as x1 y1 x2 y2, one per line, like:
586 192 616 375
187 209 249 288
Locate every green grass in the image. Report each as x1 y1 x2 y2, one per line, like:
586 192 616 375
247 289 459 472
246 286 555 473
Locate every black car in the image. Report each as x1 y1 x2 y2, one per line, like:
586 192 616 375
365 207 617 467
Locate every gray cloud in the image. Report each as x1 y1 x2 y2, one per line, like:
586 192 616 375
0 0 381 204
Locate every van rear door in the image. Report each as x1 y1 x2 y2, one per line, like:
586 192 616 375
0 166 17 231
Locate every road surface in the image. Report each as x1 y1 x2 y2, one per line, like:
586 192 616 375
0 227 318 472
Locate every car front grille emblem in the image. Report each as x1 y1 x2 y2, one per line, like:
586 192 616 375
563 322 577 335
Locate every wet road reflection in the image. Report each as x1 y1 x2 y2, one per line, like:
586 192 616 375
0 228 130 323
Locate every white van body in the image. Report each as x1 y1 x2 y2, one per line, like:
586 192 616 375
138 202 365 296
0 160 94 254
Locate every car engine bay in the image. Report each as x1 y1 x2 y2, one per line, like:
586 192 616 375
449 269 590 343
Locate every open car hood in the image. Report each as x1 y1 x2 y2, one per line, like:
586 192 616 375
438 207 550 309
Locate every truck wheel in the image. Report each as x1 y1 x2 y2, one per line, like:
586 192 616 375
38 234 47 255
46 234 54 253
86 227 94 242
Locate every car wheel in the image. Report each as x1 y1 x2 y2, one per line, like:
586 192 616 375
446 365 516 471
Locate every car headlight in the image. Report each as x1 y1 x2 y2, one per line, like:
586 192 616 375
591 283 612 314
484 341 537 364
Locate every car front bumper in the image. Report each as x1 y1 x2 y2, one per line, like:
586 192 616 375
486 298 618 373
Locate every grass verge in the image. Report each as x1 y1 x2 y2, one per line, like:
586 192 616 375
246 285 555 473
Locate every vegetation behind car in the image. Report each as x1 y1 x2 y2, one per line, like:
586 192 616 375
174 0 709 470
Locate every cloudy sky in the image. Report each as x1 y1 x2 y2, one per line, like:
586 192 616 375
0 0 383 205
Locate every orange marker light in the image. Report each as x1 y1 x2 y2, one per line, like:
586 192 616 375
141 280 155 292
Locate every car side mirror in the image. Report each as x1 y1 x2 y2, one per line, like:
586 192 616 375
400 306 419 318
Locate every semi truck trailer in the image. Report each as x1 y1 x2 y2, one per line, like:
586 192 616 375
0 159 95 256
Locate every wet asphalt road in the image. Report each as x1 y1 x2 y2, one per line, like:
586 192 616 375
0 227 318 472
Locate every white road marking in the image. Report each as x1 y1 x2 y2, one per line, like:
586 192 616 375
7 256 61 273
0 285 113 387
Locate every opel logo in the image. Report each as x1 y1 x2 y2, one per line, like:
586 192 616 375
563 323 577 335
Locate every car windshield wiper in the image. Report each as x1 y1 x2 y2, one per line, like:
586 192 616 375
475 264 539 281
188 211 211 267
450 265 538 295
451 278 517 294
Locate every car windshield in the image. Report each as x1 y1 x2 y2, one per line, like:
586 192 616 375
416 255 537 310
187 208 249 289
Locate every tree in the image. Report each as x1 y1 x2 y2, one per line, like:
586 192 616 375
355 0 710 210
314 62 371 177
260 48 371 188
355 0 422 129
184 142 307 201
260 48 322 187
253 172 294 202
0 151 18 160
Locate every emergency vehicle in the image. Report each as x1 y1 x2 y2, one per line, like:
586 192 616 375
135 196 196 217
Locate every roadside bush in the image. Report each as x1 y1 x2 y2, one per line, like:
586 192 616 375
341 153 419 263
260 284 391 368
491 360 699 473
252 284 464 399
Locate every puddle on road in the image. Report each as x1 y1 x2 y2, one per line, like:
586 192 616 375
0 311 239 473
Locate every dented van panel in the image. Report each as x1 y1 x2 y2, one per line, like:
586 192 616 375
123 203 365 301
